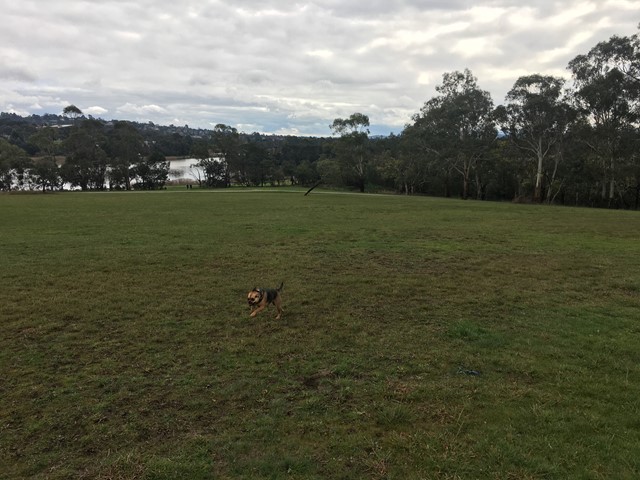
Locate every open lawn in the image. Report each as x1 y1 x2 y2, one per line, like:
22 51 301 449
1 189 640 479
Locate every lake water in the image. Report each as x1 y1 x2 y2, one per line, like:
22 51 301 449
168 158 205 182
7 158 207 190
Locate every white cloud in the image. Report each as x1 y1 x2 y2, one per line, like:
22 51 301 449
534 30 598 64
84 106 109 116
116 103 168 116
547 1 597 26
450 37 504 58
603 0 639 10
306 49 334 59
417 72 433 85
467 6 506 24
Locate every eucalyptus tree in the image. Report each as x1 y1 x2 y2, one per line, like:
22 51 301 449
587 26 640 87
0 138 30 190
131 151 170 190
62 105 83 125
30 158 62 192
29 127 59 160
568 29 640 207
289 160 315 186
243 142 275 186
28 127 61 191
190 139 223 187
211 124 241 186
61 119 109 190
315 155 343 188
394 125 432 195
330 112 370 192
496 75 574 203
107 121 146 190
411 69 496 199
370 133 420 194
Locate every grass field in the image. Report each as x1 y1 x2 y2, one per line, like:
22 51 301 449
1 189 640 479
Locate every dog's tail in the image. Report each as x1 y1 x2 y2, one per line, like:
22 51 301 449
277 282 284 291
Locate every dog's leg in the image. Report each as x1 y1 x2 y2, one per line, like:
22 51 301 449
273 296 283 320
250 304 267 317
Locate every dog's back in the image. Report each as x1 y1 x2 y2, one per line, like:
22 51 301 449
265 282 284 303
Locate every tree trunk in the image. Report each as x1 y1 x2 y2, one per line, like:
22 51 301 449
357 153 366 193
475 168 482 200
545 153 561 204
534 144 544 203
460 158 470 200
608 158 615 207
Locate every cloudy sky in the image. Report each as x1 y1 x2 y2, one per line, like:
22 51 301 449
1 1 638 136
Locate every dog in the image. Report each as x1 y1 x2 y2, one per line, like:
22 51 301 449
247 282 284 320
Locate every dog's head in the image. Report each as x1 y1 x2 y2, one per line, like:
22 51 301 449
247 288 262 306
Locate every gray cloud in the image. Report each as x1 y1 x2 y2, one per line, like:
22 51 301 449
1 0 638 136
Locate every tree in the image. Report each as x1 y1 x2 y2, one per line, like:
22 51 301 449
61 119 108 190
243 142 273 186
30 157 61 192
190 139 227 188
29 127 61 191
131 151 170 190
29 127 59 159
411 69 496 199
211 124 241 186
584 27 640 88
379 129 427 195
200 159 227 187
330 113 370 192
62 105 83 125
497 75 574 202
107 121 145 190
568 30 640 207
315 157 342 187
293 160 319 186
0 138 30 190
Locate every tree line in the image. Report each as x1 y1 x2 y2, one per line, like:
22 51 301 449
0 107 171 192
1 27 638 207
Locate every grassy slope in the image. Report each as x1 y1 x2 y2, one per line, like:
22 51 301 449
1 189 639 479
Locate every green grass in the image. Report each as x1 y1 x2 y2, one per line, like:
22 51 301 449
1 188 640 479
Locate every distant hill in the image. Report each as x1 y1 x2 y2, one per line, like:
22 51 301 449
0 111 336 158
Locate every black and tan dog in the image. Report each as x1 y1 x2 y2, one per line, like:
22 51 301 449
247 282 283 319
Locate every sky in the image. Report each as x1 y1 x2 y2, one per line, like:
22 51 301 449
1 1 639 137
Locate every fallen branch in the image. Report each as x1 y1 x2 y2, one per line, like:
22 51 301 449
304 181 322 196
